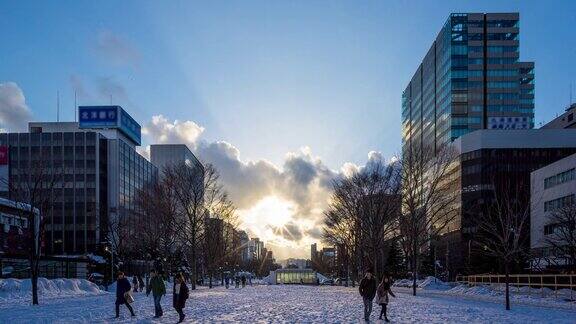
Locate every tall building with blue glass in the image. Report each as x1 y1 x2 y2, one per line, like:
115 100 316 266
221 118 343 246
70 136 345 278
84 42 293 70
402 13 535 154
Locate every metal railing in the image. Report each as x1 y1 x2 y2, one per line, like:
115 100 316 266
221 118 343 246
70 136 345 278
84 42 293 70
456 274 576 300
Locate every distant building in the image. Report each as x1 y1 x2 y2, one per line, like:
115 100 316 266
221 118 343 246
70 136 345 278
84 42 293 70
310 243 317 263
0 106 157 255
150 144 203 177
0 197 39 257
238 230 250 263
541 103 576 129
530 153 576 270
285 258 308 270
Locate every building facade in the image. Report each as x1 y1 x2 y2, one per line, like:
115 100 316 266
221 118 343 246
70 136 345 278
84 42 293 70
402 13 534 155
530 153 576 270
0 106 157 255
439 129 576 276
150 144 203 176
541 103 576 129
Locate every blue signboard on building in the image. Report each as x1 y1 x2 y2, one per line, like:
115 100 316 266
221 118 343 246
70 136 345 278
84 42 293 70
78 106 141 145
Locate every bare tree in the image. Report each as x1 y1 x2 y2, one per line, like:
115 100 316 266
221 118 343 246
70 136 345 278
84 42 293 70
2 159 59 305
323 159 401 282
475 180 531 310
164 162 234 290
544 203 576 271
134 180 179 270
399 144 459 296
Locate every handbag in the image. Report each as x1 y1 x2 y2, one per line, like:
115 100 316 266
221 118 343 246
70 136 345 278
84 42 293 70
124 291 135 304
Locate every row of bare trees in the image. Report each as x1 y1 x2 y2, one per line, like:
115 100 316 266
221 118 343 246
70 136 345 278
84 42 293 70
323 145 460 295
322 142 556 311
106 162 239 290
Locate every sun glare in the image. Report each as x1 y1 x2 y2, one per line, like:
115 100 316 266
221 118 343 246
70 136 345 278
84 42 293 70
238 196 296 241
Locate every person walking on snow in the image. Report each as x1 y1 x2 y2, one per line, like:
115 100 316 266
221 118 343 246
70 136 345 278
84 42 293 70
241 275 246 288
359 268 377 322
376 274 396 322
132 275 139 292
138 275 145 292
173 273 190 323
146 269 166 318
115 272 136 318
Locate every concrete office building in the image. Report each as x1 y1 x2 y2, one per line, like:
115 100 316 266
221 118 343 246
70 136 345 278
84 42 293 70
0 106 157 255
402 13 534 155
530 153 576 270
437 129 576 276
541 103 576 129
150 144 203 176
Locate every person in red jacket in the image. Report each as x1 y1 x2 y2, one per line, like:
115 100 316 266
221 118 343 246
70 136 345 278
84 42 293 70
173 273 189 323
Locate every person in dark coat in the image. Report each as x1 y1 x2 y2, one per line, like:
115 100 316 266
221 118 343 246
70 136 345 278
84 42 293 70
138 275 145 292
115 272 136 318
146 269 166 318
376 274 396 322
359 268 377 321
132 275 139 292
241 275 246 288
173 273 189 323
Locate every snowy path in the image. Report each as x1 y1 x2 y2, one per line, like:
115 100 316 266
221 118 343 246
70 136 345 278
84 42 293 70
1 284 575 323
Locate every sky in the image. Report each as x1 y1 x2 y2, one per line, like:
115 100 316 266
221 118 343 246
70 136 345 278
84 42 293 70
1 1 575 260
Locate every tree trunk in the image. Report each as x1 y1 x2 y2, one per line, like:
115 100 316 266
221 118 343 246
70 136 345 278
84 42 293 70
191 249 197 290
412 243 418 296
505 262 510 310
209 273 213 289
31 272 39 305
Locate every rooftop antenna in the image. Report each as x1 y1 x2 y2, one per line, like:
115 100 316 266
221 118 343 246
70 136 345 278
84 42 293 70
74 91 77 122
56 91 60 122
110 94 113 105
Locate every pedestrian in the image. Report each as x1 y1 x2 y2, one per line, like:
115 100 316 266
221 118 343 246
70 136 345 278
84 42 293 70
173 273 190 323
138 275 145 292
132 275 139 292
225 276 229 289
376 274 396 322
115 272 136 318
241 275 246 288
235 276 240 288
358 268 377 322
146 269 166 318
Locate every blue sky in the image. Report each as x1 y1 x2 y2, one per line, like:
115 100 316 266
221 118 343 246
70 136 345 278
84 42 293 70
2 1 574 168
1 1 575 258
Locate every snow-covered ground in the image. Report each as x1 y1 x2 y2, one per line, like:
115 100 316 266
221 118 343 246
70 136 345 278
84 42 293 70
1 280 575 323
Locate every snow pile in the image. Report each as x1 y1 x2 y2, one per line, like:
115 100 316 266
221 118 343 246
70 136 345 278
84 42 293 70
0 278 106 301
393 276 450 290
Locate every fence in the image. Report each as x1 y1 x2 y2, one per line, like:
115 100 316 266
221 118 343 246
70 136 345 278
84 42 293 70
456 274 576 300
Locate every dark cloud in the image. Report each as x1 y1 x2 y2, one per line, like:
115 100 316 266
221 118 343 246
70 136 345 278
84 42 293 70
267 222 304 242
97 77 128 102
0 82 32 132
94 31 140 67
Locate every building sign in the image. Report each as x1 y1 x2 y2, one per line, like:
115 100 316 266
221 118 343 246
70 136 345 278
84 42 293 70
78 106 141 145
0 146 8 165
488 116 530 130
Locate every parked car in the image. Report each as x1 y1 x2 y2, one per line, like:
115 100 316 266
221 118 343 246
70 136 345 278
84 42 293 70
320 279 334 285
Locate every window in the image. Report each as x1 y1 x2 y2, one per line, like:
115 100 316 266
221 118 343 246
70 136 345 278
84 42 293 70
544 169 575 189
487 57 518 65
487 46 518 53
544 194 575 212
487 81 517 89
487 69 518 77
487 93 519 100
544 224 557 236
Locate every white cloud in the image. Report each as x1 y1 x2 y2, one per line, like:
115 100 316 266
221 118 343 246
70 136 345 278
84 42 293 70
0 82 32 132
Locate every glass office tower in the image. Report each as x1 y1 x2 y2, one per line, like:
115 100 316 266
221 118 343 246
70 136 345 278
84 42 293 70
402 13 535 154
